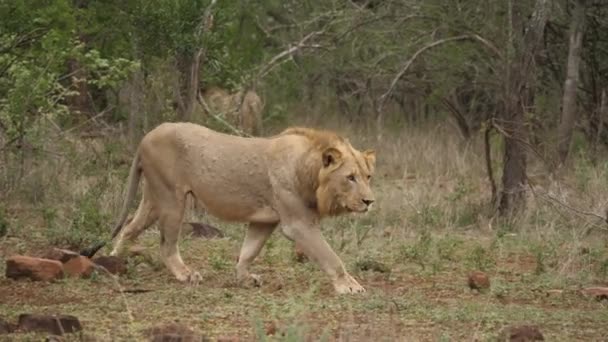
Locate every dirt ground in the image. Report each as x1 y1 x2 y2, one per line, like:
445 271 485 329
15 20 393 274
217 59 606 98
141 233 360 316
1 222 607 341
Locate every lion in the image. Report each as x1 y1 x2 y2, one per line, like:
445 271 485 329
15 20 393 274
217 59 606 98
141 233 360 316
199 86 264 136
108 122 376 294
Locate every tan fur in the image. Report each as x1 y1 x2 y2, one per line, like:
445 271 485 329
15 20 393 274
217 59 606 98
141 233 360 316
110 122 376 294
200 86 263 136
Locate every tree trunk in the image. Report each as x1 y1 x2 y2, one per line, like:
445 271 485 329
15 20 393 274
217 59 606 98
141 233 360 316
557 0 586 165
175 51 202 122
498 0 550 216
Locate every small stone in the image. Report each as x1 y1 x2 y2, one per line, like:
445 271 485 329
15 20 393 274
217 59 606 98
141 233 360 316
185 222 224 239
581 287 608 301
63 256 96 278
40 248 81 263
468 271 490 290
499 324 544 341
143 322 206 342
92 256 127 275
355 259 391 273
45 335 65 342
5 255 64 282
17 314 82 335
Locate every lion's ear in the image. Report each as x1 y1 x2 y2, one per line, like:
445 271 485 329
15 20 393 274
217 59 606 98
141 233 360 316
363 149 376 170
322 147 342 168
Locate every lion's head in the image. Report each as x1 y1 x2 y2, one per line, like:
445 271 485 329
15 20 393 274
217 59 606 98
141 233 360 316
282 127 376 217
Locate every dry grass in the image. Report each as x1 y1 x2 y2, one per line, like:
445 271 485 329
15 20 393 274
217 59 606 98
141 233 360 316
1 120 608 341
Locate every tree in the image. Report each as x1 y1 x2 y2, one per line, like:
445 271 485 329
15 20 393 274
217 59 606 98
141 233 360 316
497 0 550 216
557 0 587 165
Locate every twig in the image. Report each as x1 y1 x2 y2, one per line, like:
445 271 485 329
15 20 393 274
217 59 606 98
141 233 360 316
491 119 553 168
529 183 608 227
60 105 114 136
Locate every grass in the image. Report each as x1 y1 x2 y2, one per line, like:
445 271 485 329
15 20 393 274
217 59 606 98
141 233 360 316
1 120 608 341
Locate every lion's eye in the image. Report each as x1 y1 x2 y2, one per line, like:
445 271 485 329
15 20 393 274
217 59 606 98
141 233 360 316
347 174 356 182
367 175 372 180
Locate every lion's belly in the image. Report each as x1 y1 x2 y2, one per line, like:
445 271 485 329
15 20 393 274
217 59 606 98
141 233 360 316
195 193 279 224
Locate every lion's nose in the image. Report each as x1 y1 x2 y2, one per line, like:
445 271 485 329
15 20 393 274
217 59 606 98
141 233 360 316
362 199 374 206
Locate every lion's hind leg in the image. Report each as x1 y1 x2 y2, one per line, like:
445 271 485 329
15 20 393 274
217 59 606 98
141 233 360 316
158 192 202 285
110 185 158 257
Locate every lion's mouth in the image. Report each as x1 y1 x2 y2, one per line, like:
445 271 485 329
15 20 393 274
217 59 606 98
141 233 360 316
347 206 368 213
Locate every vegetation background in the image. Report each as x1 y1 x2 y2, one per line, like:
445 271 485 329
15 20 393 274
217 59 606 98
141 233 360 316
0 0 607 340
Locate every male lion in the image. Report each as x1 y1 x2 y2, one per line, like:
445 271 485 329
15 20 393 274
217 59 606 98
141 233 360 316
199 86 263 136
109 122 376 294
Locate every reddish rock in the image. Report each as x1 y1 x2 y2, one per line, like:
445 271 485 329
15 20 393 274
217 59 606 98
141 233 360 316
5 255 64 281
500 324 544 341
144 322 206 342
581 287 608 300
40 248 80 263
17 314 82 335
63 256 95 278
468 271 490 290
92 256 127 275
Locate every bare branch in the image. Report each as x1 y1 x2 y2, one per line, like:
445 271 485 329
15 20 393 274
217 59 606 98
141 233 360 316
377 35 471 113
255 30 326 80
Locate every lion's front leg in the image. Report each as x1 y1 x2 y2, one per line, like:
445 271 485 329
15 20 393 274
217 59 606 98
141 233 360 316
282 223 365 295
236 222 277 288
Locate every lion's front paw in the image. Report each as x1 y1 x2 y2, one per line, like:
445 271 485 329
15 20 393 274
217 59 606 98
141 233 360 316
333 274 366 294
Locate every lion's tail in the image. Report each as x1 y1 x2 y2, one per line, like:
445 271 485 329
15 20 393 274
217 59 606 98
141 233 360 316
80 151 142 258
111 151 142 239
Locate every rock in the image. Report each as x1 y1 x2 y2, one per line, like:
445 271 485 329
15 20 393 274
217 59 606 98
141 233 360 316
355 259 391 273
40 248 81 263
499 324 544 341
0 317 15 334
17 314 82 335
5 255 64 282
581 287 608 301
92 256 127 275
45 335 65 342
468 271 490 291
184 222 224 239
144 322 207 342
63 256 96 278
